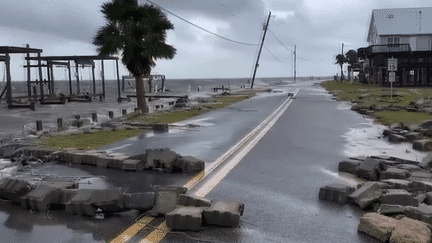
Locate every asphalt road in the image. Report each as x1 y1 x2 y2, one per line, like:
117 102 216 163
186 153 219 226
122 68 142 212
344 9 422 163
159 81 381 243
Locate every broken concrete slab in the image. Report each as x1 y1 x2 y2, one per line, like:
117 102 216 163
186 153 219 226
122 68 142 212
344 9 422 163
144 149 163 169
413 139 432 151
151 190 178 216
91 189 125 213
357 212 397 242
424 192 432 205
387 134 408 143
166 206 204 231
409 171 432 181
65 189 98 216
405 132 422 142
156 149 178 173
42 180 78 190
177 194 212 207
338 160 361 174
203 200 244 227
21 186 54 212
409 180 432 192
355 157 385 181
396 163 423 172
381 179 412 190
318 183 355 204
95 156 112 168
389 217 431 243
51 189 79 207
124 192 155 211
377 204 407 215
380 189 418 206
419 153 432 169
121 159 144 171
177 156 205 174
379 167 409 180
0 178 33 204
107 154 129 170
404 205 432 225
71 152 85 164
348 182 383 209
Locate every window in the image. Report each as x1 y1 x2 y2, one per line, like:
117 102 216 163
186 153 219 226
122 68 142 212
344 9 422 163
387 36 400 44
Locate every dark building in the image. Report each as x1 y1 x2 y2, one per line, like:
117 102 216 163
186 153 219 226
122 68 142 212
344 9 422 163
358 7 432 86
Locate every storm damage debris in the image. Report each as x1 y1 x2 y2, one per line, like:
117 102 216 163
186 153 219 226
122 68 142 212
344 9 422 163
319 153 432 242
382 120 432 152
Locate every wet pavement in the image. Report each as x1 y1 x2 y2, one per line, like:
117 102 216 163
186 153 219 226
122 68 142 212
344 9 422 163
0 79 426 242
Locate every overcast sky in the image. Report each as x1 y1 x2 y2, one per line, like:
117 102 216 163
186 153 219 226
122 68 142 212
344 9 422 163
1 0 432 80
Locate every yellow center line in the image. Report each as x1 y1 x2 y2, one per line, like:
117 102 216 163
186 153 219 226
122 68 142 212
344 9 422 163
110 216 153 243
138 222 170 243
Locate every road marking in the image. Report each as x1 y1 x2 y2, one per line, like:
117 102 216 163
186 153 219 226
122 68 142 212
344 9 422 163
114 88 300 243
110 217 153 243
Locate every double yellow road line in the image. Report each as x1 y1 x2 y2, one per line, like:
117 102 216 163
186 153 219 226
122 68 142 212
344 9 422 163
110 89 299 243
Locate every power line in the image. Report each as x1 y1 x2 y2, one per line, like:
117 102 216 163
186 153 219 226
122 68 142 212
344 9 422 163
264 44 282 63
145 0 259 46
268 28 292 53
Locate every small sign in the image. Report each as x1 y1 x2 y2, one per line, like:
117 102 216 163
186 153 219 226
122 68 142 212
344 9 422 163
388 58 398 71
389 71 395 77
389 76 395 82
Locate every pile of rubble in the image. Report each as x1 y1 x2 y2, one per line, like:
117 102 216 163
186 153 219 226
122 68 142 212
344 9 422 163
383 120 432 151
0 144 204 174
0 178 244 230
319 153 432 242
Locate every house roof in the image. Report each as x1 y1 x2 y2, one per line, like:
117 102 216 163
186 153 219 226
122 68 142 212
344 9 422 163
367 7 432 42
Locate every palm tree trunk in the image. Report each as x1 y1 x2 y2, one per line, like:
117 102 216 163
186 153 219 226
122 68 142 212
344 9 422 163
135 75 149 113
340 64 343 83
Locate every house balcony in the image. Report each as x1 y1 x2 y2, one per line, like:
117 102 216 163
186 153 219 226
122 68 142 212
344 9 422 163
358 44 411 59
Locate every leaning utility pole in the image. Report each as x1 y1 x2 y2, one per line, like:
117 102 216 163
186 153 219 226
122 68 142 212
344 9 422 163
251 11 271 89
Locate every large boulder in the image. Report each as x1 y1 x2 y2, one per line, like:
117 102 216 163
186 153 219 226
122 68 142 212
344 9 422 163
389 217 431 243
357 212 397 242
348 182 382 209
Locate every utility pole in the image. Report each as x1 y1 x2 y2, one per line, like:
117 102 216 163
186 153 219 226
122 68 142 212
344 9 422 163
293 45 297 83
251 11 271 89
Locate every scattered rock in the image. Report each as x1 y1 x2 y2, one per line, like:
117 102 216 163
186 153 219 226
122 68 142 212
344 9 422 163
356 157 385 181
166 206 204 231
318 183 355 204
338 160 360 174
413 139 432 151
348 182 383 209
380 189 418 207
379 167 409 180
203 200 244 227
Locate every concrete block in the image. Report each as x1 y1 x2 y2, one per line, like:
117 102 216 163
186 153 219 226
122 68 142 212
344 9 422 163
357 212 397 242
377 204 407 215
82 153 98 165
166 206 204 231
405 132 422 142
144 149 163 169
154 185 188 195
318 183 355 204
177 194 212 207
71 153 85 164
21 186 54 212
381 189 418 206
203 200 244 227
91 189 125 213
419 153 432 169
388 134 408 143
122 159 144 171
179 156 205 174
389 217 431 243
414 140 432 151
405 205 432 225
348 182 382 209
151 190 178 216
65 189 97 216
409 171 432 181
417 193 427 204
124 192 155 210
409 180 432 192
157 149 179 173
396 163 423 172
381 179 412 190
0 178 33 204
338 160 360 174
96 156 111 168
356 157 385 181
380 167 409 180
43 180 78 189
424 192 432 205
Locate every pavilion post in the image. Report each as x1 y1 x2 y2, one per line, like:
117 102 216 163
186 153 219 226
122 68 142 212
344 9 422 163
75 61 80 94
26 44 31 99
116 59 121 101
92 61 96 94
5 53 11 107
68 60 72 95
38 53 44 102
101 58 106 99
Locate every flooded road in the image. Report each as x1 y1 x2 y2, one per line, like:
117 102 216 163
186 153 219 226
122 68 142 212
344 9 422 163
0 78 426 242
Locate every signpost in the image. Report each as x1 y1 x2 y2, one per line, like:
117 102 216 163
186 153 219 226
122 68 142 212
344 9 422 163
388 58 398 100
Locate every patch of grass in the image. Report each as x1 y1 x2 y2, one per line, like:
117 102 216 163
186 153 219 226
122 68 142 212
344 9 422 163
375 111 432 126
46 129 142 150
131 92 255 124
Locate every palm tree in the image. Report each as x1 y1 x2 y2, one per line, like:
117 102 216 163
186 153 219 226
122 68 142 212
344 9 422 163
345 49 358 81
93 0 176 113
335 54 346 83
